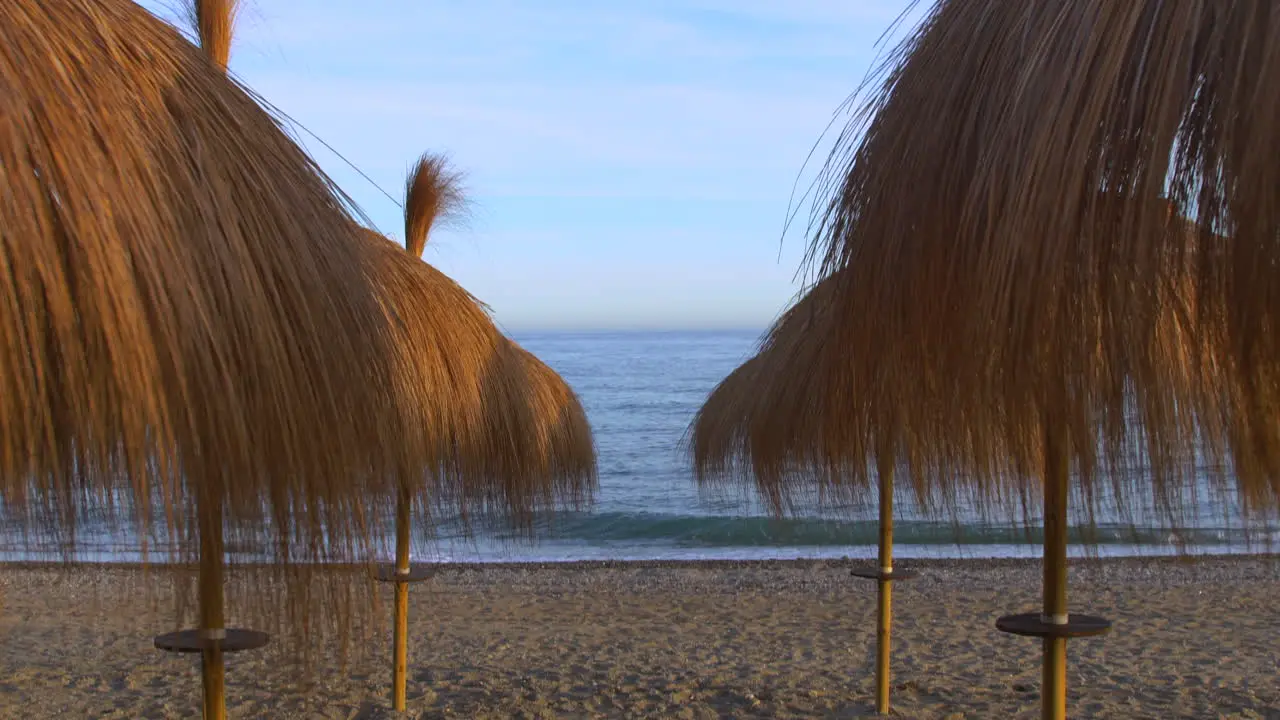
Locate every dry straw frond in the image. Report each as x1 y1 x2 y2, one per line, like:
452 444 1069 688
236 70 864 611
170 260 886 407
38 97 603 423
184 0 239 69
0 0 427 651
404 153 468 259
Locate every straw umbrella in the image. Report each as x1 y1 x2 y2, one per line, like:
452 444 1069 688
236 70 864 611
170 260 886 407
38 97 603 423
807 0 1278 517
0 1 431 717
176 0 594 706
689 273 913 715
690 264 1025 714
366 154 597 711
690 198 1212 715
785 2 1268 718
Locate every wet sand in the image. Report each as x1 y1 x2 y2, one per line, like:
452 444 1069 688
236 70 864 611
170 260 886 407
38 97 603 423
0 556 1277 718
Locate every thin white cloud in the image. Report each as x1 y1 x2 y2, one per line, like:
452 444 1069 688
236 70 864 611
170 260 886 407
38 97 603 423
134 0 915 329
252 76 846 168
139 0 869 200
213 0 906 64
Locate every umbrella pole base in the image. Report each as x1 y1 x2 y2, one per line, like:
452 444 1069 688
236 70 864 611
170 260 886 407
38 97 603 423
154 630 266 720
850 567 918 582
154 629 271 653
995 613 1111 638
373 565 436 584
996 614 1107 720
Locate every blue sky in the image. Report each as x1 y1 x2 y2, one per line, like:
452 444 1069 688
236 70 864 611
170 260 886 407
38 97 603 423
141 0 920 331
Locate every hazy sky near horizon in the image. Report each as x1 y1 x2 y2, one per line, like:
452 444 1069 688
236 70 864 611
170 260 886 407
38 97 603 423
141 0 921 331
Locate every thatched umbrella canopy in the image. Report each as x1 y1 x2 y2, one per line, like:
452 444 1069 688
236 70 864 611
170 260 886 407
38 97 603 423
367 155 596 528
365 153 596 710
0 0 424 596
695 198 1220 516
777 1 1273 717
691 272 981 512
364 230 596 526
807 0 1276 516
0 0 431 717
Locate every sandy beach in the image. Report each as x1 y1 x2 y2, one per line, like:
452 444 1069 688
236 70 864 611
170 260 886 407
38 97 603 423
0 556 1276 719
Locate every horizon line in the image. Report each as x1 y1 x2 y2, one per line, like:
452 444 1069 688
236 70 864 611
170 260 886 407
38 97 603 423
502 325 766 334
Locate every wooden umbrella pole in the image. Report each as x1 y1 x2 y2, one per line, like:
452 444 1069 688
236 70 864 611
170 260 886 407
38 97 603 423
1042 429 1069 720
198 493 227 720
995 426 1107 715
875 452 895 715
392 485 412 711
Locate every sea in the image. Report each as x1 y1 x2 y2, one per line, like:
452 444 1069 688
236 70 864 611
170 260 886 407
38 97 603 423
3 330 1276 564
434 330 1275 563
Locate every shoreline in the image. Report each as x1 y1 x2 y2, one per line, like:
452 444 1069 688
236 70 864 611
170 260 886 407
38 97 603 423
2 551 1277 574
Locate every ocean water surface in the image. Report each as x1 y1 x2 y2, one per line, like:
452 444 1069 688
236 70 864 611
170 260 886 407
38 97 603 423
3 330 1275 564
438 330 1275 562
